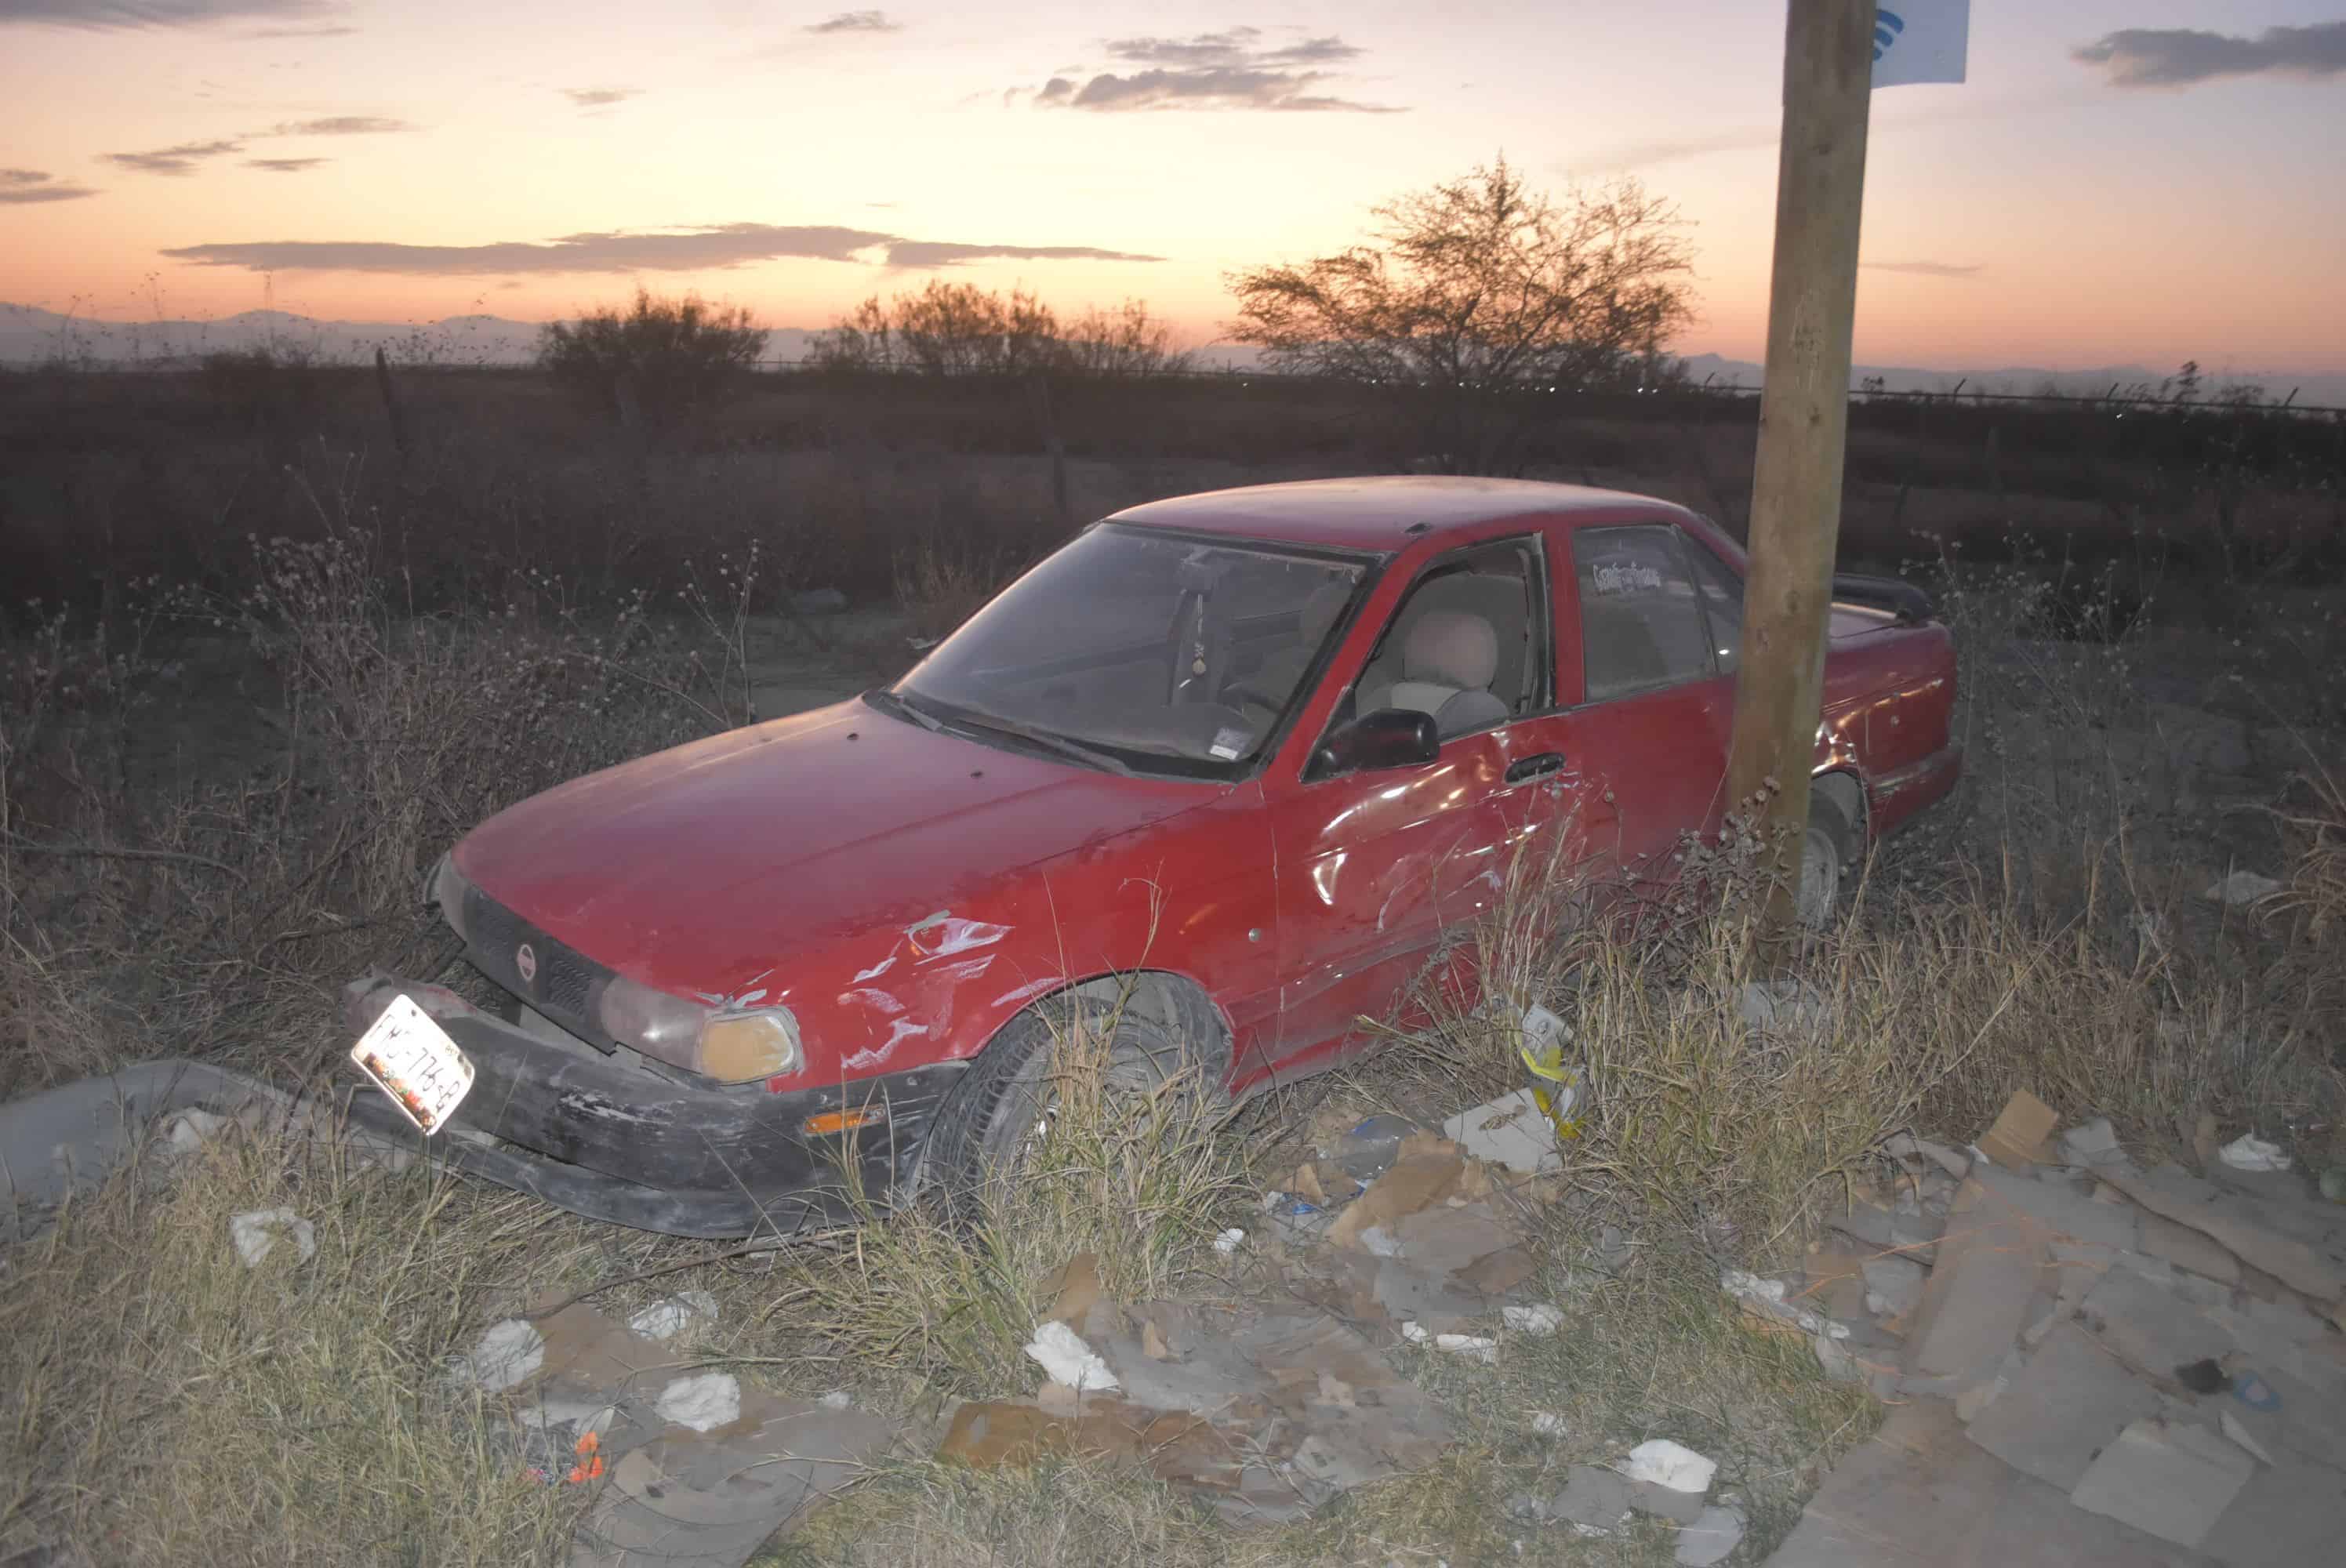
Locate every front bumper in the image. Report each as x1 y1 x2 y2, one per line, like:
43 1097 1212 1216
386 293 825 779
341 975 966 1238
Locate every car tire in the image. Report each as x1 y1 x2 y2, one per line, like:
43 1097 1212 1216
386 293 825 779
1796 792 1856 930
923 988 1218 1215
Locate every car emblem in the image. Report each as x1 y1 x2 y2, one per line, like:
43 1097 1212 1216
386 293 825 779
516 942 538 985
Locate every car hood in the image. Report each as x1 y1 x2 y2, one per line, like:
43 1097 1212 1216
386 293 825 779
453 699 1214 995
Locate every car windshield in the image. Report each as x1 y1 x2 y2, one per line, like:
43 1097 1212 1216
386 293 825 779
888 524 1368 775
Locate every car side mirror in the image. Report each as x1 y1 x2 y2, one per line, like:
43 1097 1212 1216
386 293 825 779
1313 709 1440 776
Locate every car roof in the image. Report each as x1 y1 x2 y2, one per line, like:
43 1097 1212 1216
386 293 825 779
1103 475 1683 551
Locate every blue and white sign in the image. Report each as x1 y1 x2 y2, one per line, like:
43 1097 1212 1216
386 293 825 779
1871 1 1968 88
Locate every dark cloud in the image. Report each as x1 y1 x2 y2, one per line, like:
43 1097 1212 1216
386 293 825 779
1861 260 1982 278
883 241 1164 267
160 223 902 274
2072 23 2346 87
804 9 897 33
0 166 100 202
2 1 328 26
260 114 412 134
1026 27 1396 112
244 156 327 172
560 87 639 107
241 22 354 36
1035 66 1397 113
100 137 245 175
1103 27 1359 68
158 222 1164 275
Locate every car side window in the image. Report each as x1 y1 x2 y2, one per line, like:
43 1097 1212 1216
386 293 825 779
1684 539 1745 675
1335 535 1549 745
1572 525 1716 702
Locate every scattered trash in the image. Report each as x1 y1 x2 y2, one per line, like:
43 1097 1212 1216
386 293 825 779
1441 1087 1563 1176
626 1289 717 1342
653 1370 743 1433
1622 1438 1717 1496
819 1390 853 1410
1331 1113 1418 1183
2057 1116 2124 1168
1675 1503 1747 1566
1551 1465 1633 1537
164 1106 231 1157
1357 1225 1405 1257
227 1207 315 1269
1528 1411 1568 1437
2217 1134 2291 1173
1502 1302 1565 1336
1773 1105 2346 1566
1023 1319 1120 1393
2203 869 2282 906
1974 1088 2059 1170
1212 1227 1247 1256
452 1318 547 1392
1397 1322 1499 1363
1720 1268 1850 1339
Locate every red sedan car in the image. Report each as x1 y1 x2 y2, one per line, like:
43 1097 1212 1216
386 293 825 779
343 477 1960 1236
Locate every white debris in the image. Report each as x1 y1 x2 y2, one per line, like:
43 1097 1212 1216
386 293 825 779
1398 1323 1499 1363
1530 1411 1569 1437
1675 1504 1748 1566
2219 1410 2275 1467
452 1319 546 1392
228 1207 315 1269
1720 1268 1850 1339
819 1390 854 1411
165 1107 231 1157
1502 1303 1566 1336
1213 1228 1247 1256
1623 1439 1717 1495
2218 1134 2291 1173
1441 1088 1563 1176
654 1371 742 1433
627 1290 719 1341
2203 869 2282 906
1358 1225 1406 1258
1023 1319 1120 1393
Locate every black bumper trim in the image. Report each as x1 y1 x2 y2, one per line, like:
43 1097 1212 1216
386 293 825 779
342 975 966 1239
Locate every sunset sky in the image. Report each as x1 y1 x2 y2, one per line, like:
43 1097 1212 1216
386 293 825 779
3 2 2342 376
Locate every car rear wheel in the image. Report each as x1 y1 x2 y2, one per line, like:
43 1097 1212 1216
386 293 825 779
1796 793 1856 930
923 989 1214 1214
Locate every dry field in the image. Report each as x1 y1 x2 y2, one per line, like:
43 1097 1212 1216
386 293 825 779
2 364 2343 1566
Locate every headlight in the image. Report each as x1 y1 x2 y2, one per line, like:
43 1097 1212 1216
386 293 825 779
432 853 471 943
596 974 803 1083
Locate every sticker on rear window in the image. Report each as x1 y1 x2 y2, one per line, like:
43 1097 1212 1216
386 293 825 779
1592 560 1665 596
1209 727 1250 760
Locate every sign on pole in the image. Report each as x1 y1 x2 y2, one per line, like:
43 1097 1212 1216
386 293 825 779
1871 1 1969 88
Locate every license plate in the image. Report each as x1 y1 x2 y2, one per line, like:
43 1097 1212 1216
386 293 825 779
350 993 475 1136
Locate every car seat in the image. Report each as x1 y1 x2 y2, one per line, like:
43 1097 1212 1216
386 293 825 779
1371 609 1510 738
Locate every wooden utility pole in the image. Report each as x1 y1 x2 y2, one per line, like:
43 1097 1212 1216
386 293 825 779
1722 0 1877 950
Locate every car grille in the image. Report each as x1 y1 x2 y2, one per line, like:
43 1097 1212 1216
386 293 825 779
460 884 616 1049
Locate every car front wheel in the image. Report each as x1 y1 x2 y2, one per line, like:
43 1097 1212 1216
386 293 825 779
921 991 1212 1214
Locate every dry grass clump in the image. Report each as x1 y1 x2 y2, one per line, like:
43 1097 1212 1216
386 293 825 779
1370 820 2346 1268
1 1127 604 1566
0 517 762 1099
749 1000 1255 1405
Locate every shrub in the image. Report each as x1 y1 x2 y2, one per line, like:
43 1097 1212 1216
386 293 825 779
537 287 767 429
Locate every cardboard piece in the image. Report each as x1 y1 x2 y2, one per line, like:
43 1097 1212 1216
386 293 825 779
1977 1090 2061 1172
1904 1177 2048 1380
1044 1252 1103 1327
2099 1163 2346 1329
2068 1418 2255 1548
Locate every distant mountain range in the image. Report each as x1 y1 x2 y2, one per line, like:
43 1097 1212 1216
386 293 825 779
6 303 2338 406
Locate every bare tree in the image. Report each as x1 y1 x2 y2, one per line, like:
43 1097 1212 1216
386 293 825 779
539 287 766 429
809 284 1188 379
1224 157 1696 473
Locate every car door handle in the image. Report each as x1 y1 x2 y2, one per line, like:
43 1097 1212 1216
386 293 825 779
1505 752 1566 783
